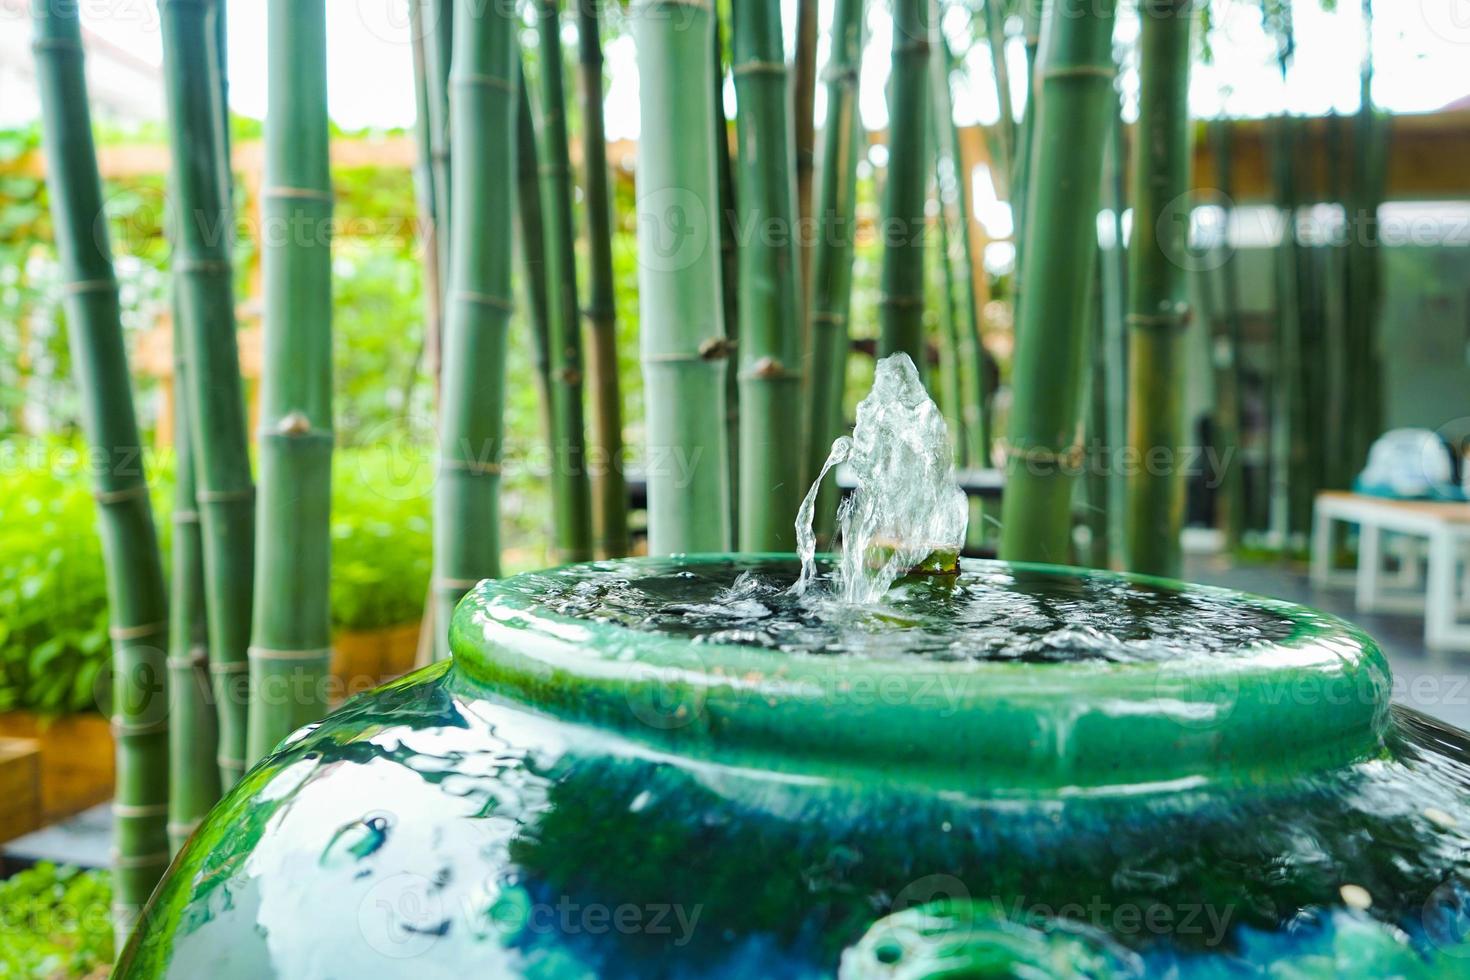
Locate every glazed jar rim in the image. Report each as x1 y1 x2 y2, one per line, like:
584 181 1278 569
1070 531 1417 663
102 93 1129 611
448 554 1393 792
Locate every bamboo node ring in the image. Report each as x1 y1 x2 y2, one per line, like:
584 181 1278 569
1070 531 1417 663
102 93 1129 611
173 509 201 524
559 367 584 386
209 661 249 674
109 619 166 641
698 337 735 360
452 289 515 312
262 186 335 203
821 65 860 85
174 258 232 274
62 278 115 295
451 72 515 94
810 311 848 326
1126 307 1192 329
93 483 150 505
1042 65 1116 82
30 39 83 54
439 456 502 475
248 645 332 663
167 818 204 837
753 356 786 379
111 717 170 737
999 439 1088 469
113 802 169 818
733 60 787 78
877 292 925 310
110 850 172 871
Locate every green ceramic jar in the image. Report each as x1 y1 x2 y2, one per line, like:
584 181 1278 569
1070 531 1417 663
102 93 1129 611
116 557 1470 978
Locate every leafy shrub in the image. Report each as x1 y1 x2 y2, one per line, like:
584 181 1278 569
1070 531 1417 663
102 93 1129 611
0 440 430 715
0 863 112 978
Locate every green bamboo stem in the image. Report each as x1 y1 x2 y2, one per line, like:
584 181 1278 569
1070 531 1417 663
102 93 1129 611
1211 116 1246 547
166 0 228 856
1099 95 1129 566
804 0 865 542
575 1 629 559
793 0 819 309
158 0 254 788
247 0 334 762
732 0 805 552
410 0 445 396
933 173 969 464
632 0 733 554
997 0 1118 565
425 0 453 299
167 287 219 855
1084 250 1111 568
1010 0 1043 281
940 35 991 466
32 0 170 940
1345 0 1386 478
877 0 932 371
929 34 970 463
515 60 555 446
535 0 595 562
432 0 517 659
713 14 741 537
982 0 1016 183
1268 111 1301 543
1123 0 1195 579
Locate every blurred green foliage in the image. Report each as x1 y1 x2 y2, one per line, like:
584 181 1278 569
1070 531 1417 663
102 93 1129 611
0 863 112 978
0 441 432 716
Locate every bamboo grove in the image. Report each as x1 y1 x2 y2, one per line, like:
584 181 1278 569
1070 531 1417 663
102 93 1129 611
31 0 1388 949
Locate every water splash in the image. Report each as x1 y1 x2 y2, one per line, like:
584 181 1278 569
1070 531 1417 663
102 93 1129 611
794 353 968 603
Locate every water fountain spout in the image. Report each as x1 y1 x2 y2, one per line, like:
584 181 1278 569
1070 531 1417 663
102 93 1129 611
794 353 968 603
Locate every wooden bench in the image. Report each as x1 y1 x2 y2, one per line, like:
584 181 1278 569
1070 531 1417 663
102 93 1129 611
1311 491 1470 651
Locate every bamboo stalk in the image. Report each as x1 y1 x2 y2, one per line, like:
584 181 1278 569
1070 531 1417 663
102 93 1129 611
632 0 733 554
929 29 969 463
877 0 932 371
997 0 1119 565
1345 0 1386 479
432 0 517 658
939 34 991 466
425 0 453 300
982 0 1016 183
713 14 741 538
575 1 630 559
804 0 865 542
247 0 334 762
1123 0 1195 579
409 0 445 398
1211 116 1246 547
32 0 170 940
1099 94 1129 565
167 287 219 855
1009 0 1043 281
732 0 805 552
515 60 555 447
793 0 817 339
535 0 595 562
793 0 818 305
158 0 254 788
165 0 228 856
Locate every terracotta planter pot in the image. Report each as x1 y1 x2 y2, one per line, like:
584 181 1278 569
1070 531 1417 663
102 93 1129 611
328 621 422 705
0 737 41 843
0 712 113 823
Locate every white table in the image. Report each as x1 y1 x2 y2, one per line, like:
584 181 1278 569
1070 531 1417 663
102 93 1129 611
1311 492 1470 651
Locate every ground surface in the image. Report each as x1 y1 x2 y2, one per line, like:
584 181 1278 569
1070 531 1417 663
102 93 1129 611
1186 555 1470 731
